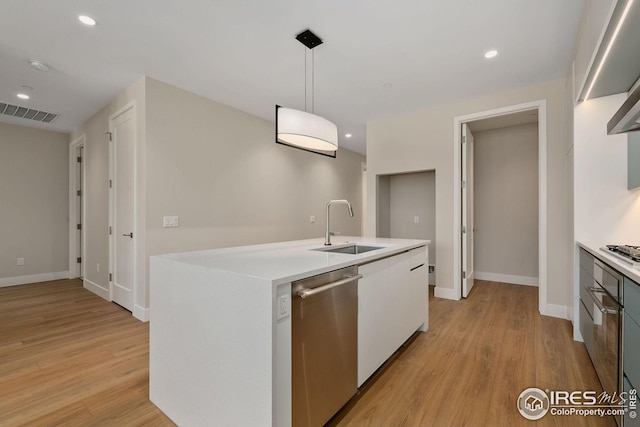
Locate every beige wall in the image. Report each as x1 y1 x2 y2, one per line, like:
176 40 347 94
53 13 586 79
377 171 436 262
367 79 571 310
473 124 538 280
145 78 364 257
0 122 69 283
72 76 365 317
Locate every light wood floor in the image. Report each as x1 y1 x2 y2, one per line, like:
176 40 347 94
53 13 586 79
333 281 614 427
0 279 174 426
0 279 613 426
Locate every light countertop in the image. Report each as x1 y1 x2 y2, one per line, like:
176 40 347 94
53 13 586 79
577 241 640 284
152 236 430 285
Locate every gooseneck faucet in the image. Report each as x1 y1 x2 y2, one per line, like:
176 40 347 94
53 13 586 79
325 199 354 246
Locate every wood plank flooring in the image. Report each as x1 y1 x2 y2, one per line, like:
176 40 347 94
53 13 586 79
333 281 614 427
0 279 613 426
0 279 174 426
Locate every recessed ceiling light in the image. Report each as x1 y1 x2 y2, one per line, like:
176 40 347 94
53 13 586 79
345 133 352 138
78 15 97 26
484 50 498 59
29 60 50 71
17 93 30 100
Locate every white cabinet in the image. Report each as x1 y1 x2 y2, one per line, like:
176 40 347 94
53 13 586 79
357 246 428 386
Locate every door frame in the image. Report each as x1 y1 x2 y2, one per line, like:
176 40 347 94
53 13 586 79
461 123 475 297
453 99 548 314
69 135 86 279
108 102 137 310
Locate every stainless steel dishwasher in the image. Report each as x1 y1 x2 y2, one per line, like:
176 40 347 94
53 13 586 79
292 265 361 427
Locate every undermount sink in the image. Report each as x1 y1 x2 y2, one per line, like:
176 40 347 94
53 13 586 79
312 244 384 255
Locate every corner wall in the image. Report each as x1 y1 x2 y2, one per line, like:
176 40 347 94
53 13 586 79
70 77 146 304
0 122 70 286
366 79 571 312
72 76 365 319
143 78 365 309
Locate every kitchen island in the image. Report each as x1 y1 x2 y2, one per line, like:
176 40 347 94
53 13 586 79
149 236 429 426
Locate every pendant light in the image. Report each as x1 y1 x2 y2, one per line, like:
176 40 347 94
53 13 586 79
276 29 338 158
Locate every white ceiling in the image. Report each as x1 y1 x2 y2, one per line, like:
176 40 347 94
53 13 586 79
0 0 585 155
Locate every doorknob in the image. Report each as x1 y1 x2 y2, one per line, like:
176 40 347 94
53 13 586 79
122 232 133 238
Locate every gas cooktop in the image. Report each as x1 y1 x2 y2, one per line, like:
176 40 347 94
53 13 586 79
601 245 640 266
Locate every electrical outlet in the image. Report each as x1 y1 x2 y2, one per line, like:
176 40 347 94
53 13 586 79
97 263 100 272
309 215 316 223
414 215 420 224
17 258 24 266
277 294 290 320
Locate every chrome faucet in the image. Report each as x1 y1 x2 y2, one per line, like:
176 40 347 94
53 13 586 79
325 199 354 246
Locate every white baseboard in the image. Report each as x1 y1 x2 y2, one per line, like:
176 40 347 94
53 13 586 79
0 271 69 288
434 286 459 300
540 303 568 320
475 271 539 287
133 305 149 322
83 279 109 300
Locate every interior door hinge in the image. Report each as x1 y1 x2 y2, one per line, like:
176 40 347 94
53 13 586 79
109 226 112 235
461 225 466 233
109 179 112 188
109 273 113 282
76 190 82 196
76 224 82 230
106 131 112 141
462 271 466 279
76 257 82 263
461 180 466 189
462 135 466 144
77 156 82 163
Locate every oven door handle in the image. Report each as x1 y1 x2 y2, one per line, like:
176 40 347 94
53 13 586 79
587 287 618 314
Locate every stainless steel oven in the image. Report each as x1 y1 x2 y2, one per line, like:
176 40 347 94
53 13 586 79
580 254 623 425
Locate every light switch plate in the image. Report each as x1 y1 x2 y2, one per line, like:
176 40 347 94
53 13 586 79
163 216 179 228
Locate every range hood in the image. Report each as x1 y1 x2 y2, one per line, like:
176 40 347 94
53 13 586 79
608 83 640 134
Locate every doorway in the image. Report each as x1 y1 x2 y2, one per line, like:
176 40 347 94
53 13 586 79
69 136 85 279
454 100 548 314
109 104 136 312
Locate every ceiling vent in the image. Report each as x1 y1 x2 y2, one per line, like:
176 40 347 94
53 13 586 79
0 102 58 123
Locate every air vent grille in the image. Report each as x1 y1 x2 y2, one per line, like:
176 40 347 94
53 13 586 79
0 102 58 124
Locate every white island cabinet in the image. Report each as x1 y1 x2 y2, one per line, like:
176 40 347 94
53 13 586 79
150 237 429 427
358 246 428 386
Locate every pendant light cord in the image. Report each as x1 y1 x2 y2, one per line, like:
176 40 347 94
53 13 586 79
303 45 316 114
312 49 315 114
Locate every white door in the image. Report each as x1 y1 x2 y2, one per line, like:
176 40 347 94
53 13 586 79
110 108 135 311
461 123 475 297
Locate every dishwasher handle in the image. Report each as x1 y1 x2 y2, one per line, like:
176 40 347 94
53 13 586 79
297 274 363 299
586 287 618 314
